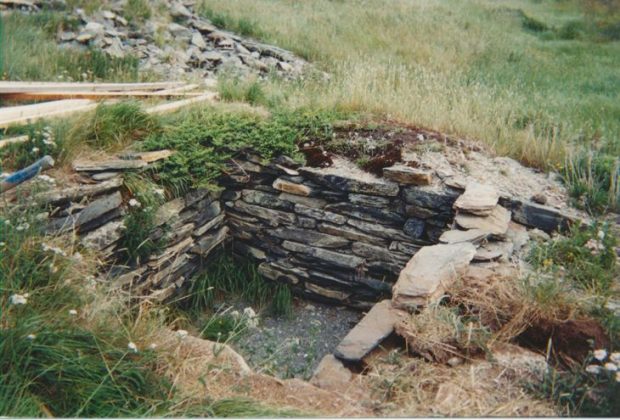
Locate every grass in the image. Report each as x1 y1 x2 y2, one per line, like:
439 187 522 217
181 251 293 318
198 0 620 212
0 202 171 417
0 12 142 83
117 173 166 265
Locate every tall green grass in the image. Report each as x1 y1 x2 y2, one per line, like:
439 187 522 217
0 12 141 82
199 0 620 212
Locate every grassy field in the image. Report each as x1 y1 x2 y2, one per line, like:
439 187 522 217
199 0 620 212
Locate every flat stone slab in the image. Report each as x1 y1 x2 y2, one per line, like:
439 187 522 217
272 178 312 196
473 241 514 262
73 159 147 172
310 354 352 390
439 229 489 244
271 227 349 248
455 205 511 236
392 243 476 310
383 164 433 186
334 300 402 362
454 182 499 216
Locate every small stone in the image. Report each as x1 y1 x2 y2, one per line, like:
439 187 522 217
454 182 499 216
531 193 547 205
170 2 192 18
191 32 206 49
403 218 425 239
439 229 489 245
383 164 433 186
455 205 511 236
447 357 463 367
272 178 311 196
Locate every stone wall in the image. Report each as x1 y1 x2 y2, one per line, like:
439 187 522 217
33 151 578 308
37 170 227 302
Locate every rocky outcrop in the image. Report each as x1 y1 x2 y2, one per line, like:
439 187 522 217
39 1 311 81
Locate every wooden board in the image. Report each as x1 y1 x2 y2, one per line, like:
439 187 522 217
146 93 218 115
0 81 185 94
0 99 96 128
0 135 29 149
1 91 204 101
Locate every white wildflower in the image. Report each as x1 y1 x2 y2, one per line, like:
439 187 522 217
597 230 605 240
154 188 165 198
243 307 257 319
604 362 618 372
128 198 141 208
0 242 5 247
127 342 138 353
610 352 620 364
35 212 48 221
176 329 188 339
68 309 78 316
4 219 11 225
586 364 602 374
31 147 39 154
49 263 58 274
616 371 620 383
27 334 36 340
15 223 30 231
230 310 240 319
37 174 55 184
593 349 608 361
148 343 157 350
41 243 67 257
9 294 28 305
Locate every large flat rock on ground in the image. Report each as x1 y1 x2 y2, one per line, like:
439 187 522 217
334 300 402 363
454 182 499 216
439 229 489 244
455 205 511 236
392 243 476 310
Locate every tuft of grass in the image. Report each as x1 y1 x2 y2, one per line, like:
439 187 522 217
0 12 141 82
529 222 618 296
124 0 152 24
207 397 306 417
218 76 269 106
0 205 172 417
182 252 292 317
116 173 166 265
68 101 160 152
198 6 264 38
0 122 70 171
526 352 620 416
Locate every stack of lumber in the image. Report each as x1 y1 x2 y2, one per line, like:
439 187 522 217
0 80 218 129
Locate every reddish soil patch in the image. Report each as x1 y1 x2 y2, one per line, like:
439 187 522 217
360 140 403 176
516 318 610 365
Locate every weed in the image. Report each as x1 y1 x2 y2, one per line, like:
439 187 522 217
181 252 292 316
198 6 264 38
0 122 69 171
116 174 166 265
526 351 620 416
69 102 160 152
529 222 618 296
143 106 341 192
207 397 305 417
124 0 152 23
218 76 268 106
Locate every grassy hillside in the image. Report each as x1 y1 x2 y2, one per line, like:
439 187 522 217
199 0 620 212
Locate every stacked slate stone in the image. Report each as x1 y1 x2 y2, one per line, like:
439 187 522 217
35 157 227 302
222 153 464 309
48 0 309 80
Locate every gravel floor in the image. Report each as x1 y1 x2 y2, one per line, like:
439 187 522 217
230 298 361 380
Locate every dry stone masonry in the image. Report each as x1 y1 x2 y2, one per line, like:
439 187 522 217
26 143 582 311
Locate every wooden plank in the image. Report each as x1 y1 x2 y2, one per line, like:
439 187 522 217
1 91 204 101
0 81 185 94
0 99 96 128
145 93 218 115
0 135 28 149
